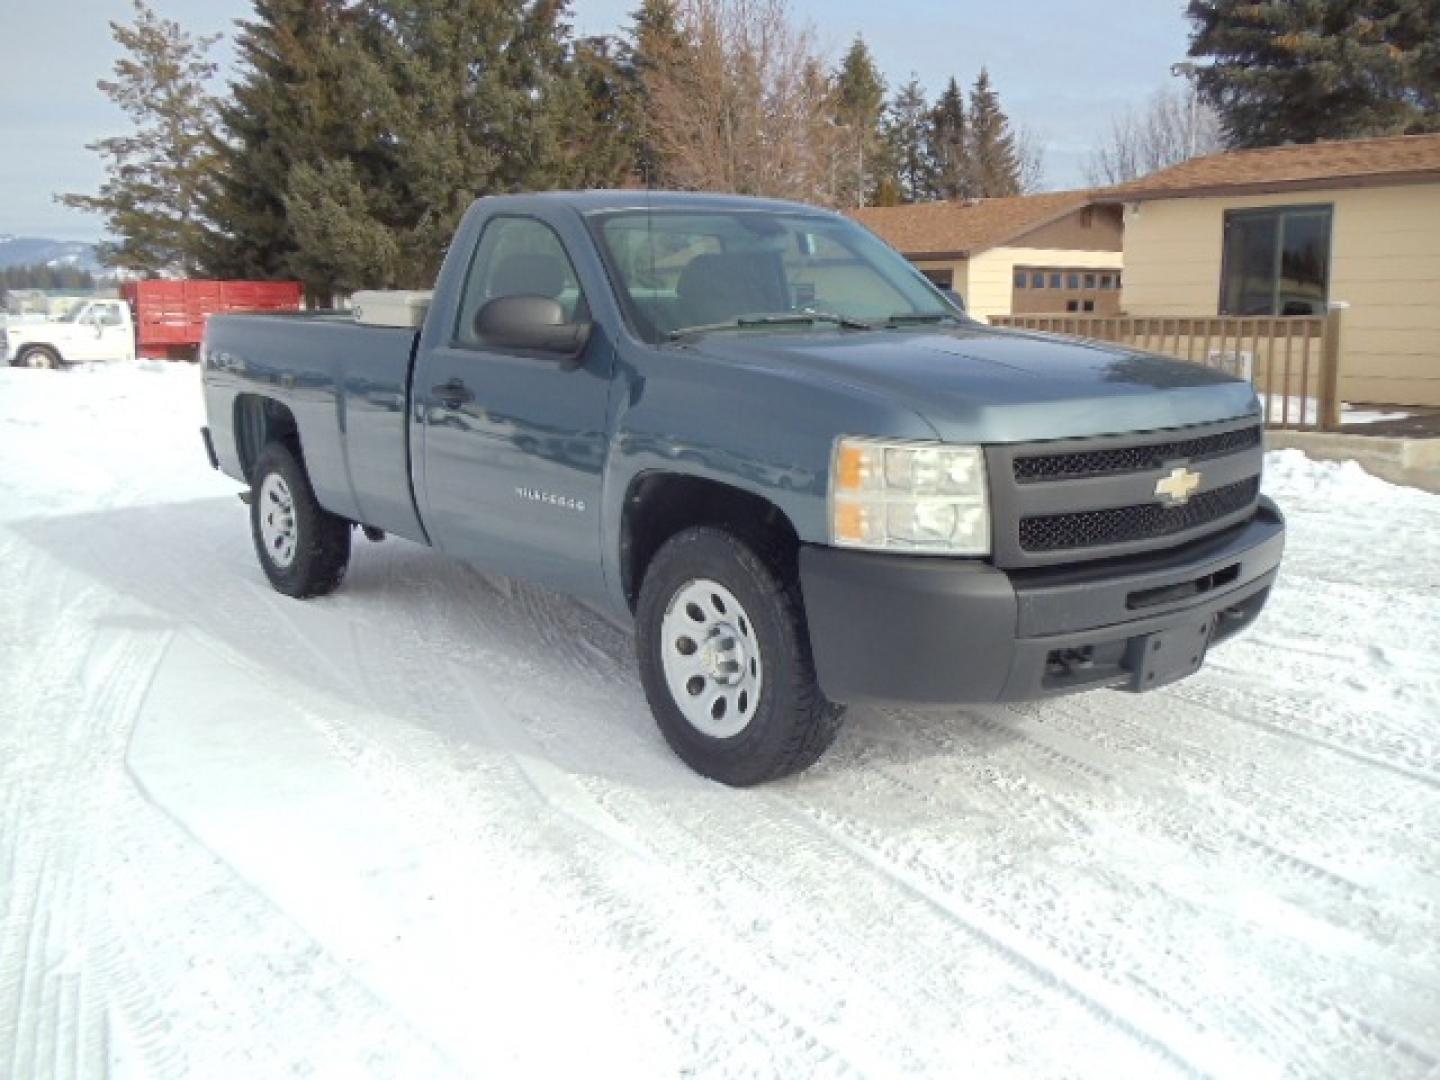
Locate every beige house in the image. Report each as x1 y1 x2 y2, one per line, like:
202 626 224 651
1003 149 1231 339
852 192 1124 320
1103 133 1440 407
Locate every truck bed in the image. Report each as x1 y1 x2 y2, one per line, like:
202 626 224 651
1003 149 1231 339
203 313 427 542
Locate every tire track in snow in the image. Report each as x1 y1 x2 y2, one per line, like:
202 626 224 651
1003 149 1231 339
771 798 1253 1079
442 681 1186 1076
956 701 1398 910
1319 999 1440 1077
84 626 198 1080
0 618 164 1080
151 611 857 1075
294 664 868 1077
1177 685 1440 791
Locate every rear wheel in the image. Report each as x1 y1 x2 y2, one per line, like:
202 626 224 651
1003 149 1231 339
249 442 351 598
636 526 844 786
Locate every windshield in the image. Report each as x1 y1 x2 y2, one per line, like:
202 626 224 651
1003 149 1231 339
590 208 960 343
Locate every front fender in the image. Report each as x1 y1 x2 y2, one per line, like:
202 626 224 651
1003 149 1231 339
598 340 938 612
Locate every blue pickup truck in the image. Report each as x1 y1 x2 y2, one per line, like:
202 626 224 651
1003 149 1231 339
200 191 1284 785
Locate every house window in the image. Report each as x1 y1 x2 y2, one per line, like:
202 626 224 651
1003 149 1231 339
1099 274 1114 290
1048 272 1062 289
1083 273 1096 289
1014 269 1027 288
1067 273 1080 289
1220 205 1332 316
1031 271 1045 289
922 267 954 290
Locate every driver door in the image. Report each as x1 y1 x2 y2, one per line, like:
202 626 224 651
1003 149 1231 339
92 302 131 361
414 212 612 599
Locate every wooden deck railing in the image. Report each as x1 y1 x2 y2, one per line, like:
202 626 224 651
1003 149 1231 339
987 310 1344 431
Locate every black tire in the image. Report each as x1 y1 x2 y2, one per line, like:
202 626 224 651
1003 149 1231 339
16 346 61 369
249 442 351 598
636 526 845 786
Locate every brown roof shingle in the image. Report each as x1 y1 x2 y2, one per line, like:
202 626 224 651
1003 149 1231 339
1102 132 1440 201
850 190 1098 257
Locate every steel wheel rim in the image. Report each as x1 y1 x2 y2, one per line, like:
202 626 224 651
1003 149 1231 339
25 351 54 369
259 473 298 569
659 578 763 738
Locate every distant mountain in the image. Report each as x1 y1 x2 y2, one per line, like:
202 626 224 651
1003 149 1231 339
0 236 106 275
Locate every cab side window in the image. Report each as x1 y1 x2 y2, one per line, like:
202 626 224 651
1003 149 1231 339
455 216 587 347
96 304 124 327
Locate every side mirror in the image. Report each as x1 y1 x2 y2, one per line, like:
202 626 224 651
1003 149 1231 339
474 295 591 363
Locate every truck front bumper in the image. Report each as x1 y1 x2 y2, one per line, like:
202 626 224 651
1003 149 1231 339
799 497 1285 705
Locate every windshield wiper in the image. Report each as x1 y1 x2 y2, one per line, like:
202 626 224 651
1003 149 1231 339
883 311 963 327
668 311 873 339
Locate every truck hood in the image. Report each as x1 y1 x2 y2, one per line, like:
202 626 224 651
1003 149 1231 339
685 324 1260 443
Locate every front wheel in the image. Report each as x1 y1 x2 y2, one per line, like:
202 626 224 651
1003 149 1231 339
636 526 845 786
249 442 351 598
16 346 61 369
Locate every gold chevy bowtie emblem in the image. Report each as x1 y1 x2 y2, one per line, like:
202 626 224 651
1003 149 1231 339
1155 466 1202 507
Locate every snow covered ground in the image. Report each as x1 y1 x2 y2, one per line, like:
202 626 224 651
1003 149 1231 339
2 361 1438 1079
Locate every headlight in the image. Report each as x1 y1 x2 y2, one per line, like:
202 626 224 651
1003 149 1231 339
830 436 990 555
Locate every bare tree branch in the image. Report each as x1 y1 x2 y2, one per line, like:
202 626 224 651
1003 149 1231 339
643 0 841 204
1084 86 1223 187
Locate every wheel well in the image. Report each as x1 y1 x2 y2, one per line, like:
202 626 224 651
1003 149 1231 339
233 394 302 483
621 473 800 609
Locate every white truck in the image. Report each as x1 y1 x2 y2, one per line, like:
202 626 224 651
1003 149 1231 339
1 299 136 368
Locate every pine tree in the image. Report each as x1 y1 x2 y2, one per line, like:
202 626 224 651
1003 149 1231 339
930 76 969 199
553 35 642 189
830 35 887 206
624 0 686 184
59 1 221 276
203 0 355 297
210 0 595 299
1188 0 1440 149
966 68 1021 197
885 78 937 203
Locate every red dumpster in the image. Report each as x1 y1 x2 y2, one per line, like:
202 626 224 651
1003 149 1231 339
123 280 304 360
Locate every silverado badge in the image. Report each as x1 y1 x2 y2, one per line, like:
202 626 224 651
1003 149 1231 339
1155 466 1202 507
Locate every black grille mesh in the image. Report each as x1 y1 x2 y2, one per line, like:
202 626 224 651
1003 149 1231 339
1014 425 1262 483
1019 477 1261 553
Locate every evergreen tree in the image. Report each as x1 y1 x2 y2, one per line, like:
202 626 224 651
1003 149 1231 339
0 264 98 296
210 0 600 299
203 0 355 296
557 35 642 189
59 1 221 276
1188 0 1440 148
884 78 937 203
830 35 887 206
930 76 969 199
967 68 1021 197
624 0 686 184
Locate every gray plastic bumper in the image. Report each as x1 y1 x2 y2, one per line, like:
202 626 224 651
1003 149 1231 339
799 498 1285 706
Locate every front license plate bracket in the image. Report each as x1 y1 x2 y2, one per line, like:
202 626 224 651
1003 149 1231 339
1124 617 1215 691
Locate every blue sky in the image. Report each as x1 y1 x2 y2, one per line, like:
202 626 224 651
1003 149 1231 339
0 0 1194 242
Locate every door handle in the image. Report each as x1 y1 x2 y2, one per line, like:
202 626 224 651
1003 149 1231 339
431 378 474 409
